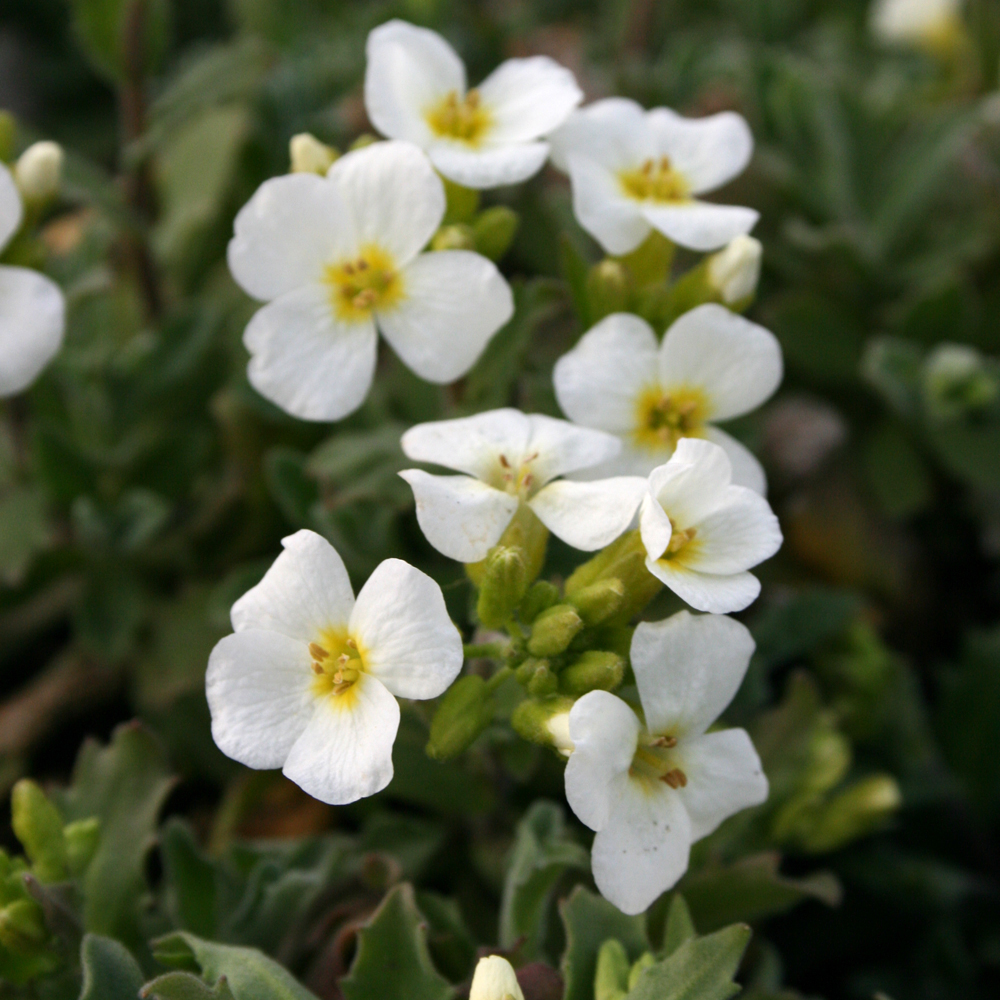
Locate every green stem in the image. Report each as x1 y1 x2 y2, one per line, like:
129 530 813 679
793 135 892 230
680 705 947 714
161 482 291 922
484 666 513 694
463 642 508 660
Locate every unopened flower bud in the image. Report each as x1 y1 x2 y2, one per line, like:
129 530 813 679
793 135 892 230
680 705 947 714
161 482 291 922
11 780 67 884
477 545 528 628
527 604 583 657
519 580 560 624
63 817 100 876
432 223 476 251
586 259 630 321
0 900 48 951
560 650 625 695
470 955 525 1000
14 141 63 203
565 531 662 625
289 133 337 175
526 661 559 696
594 938 630 1000
426 675 495 760
568 577 625 626
473 206 519 261
922 343 998 421
799 774 902 854
706 235 762 306
348 133 379 151
627 953 656 991
515 656 550 685
511 695 575 749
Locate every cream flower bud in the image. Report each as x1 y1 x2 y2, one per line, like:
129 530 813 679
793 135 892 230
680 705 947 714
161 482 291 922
545 711 575 757
870 0 963 51
14 141 63 202
470 955 525 1000
289 133 338 175
707 235 762 305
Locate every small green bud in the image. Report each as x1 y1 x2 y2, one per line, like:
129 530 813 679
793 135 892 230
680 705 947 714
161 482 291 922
63 818 100 876
511 695 575 750
0 900 47 951
627 952 656 991
472 205 519 261
560 650 625 695
467 504 548 588
519 580 560 624
526 661 559 696
0 111 16 163
289 132 338 174
426 675 495 760
432 223 476 251
348 133 379 150
477 545 528 628
799 775 902 854
594 938 630 1000
11 781 67 884
515 656 550 685
804 726 852 795
569 577 625 626
586 259 630 321
528 604 584 657
442 176 480 223
922 343 999 421
566 531 662 625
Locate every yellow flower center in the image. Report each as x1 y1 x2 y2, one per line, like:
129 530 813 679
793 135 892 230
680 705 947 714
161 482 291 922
425 89 492 146
629 733 688 790
495 451 540 500
634 386 708 451
324 245 404 321
619 156 690 203
310 628 366 702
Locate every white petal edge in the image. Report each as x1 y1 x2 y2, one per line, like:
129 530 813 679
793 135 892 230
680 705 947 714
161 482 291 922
681 488 782 575
706 427 767 496
641 202 759 253
0 164 23 252
644 558 762 614
639 490 674 562
429 142 550 189
0 266 65 396
548 98 654 173
646 438 734 528
524 413 622 485
566 153 650 256
529 477 646 551
350 557 463 699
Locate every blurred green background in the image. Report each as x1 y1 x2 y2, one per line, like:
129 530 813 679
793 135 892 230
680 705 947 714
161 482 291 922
1 1 1000 998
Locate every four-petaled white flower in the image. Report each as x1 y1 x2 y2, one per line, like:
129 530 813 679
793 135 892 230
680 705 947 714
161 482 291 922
365 20 582 190
0 163 65 397
565 610 768 915
206 530 463 805
228 140 514 421
469 955 524 1000
639 438 782 613
548 97 758 255
553 304 782 494
399 408 647 563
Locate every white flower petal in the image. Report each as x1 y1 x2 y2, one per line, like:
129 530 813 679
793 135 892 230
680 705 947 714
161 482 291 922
399 470 519 563
401 408 531 479
282 673 399 805
590 777 692 916
206 630 317 770
477 56 582 143
639 490 675 562
630 611 756 738
228 173 355 301
529 477 645 551
646 109 754 194
428 142 550 189
568 439 673 481
565 691 640 831
364 20 465 146
378 250 513 382
660 305 783 422
647 438 734 528
524 413 622 484
705 427 767 495
349 557 463 699
640 201 759 253
683 488 782 575
470 956 525 1000
329 140 445 266
679 728 768 840
644 558 761 614
0 266 65 396
0 164 23 252
243 285 378 422
548 98 654 173
231 529 356 641
553 312 659 434
567 153 650 255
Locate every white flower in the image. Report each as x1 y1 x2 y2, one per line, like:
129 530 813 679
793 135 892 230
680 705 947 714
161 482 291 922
548 97 758 255
206 530 463 805
706 235 762 305
228 140 514 421
399 408 647 563
469 956 524 1000
364 20 582 190
0 163 65 397
871 0 962 47
565 610 768 915
553 305 782 494
14 141 64 202
639 438 782 613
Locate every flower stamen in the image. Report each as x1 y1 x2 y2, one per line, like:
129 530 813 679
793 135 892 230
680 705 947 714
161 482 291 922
425 89 492 145
325 245 404 321
634 387 708 451
666 526 697 556
661 767 688 789
619 156 690 203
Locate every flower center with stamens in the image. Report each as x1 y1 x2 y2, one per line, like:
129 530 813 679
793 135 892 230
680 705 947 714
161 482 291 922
629 732 688 791
618 156 691 203
634 386 708 451
310 628 366 701
325 245 404 321
496 452 541 500
425 89 492 146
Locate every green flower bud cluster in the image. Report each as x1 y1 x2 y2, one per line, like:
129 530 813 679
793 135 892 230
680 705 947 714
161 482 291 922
432 179 519 261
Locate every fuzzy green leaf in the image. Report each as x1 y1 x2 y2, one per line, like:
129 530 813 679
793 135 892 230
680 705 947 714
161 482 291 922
79 934 145 1000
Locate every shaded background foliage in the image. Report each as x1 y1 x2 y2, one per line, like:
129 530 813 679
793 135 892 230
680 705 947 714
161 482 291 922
0 0 999 998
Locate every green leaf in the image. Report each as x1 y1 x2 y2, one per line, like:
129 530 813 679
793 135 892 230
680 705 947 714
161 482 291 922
152 932 319 1000
0 486 49 585
264 448 319 528
661 895 697 957
560 886 649 1000
499 800 589 960
340 883 453 1000
57 723 175 949
625 924 751 1000
306 423 410 506
79 934 145 1000
142 971 236 1000
70 0 172 84
160 819 217 938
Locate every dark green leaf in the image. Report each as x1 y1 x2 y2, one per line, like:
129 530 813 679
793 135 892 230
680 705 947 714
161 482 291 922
79 934 144 1000
70 0 171 83
142 971 236 1000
